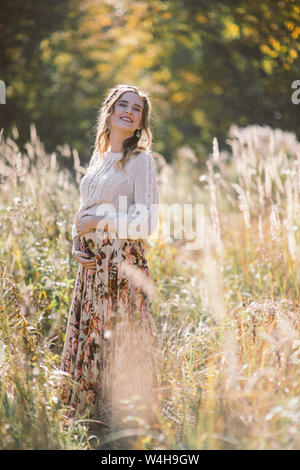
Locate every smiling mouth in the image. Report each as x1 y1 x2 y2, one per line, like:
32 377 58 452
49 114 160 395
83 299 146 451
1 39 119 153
120 117 133 122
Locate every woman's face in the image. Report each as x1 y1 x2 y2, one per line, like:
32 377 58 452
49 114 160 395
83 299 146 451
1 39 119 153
110 91 143 135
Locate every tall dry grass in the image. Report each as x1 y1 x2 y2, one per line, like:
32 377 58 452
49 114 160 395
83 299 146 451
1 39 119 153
1 123 300 449
155 124 300 450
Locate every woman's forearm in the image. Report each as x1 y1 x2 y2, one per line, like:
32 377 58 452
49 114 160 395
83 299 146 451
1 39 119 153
73 235 81 251
72 236 81 256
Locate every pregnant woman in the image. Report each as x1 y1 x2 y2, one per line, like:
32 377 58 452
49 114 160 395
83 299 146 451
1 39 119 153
59 84 160 433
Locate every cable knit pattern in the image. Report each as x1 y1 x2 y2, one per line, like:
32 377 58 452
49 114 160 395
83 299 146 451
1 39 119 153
71 149 159 252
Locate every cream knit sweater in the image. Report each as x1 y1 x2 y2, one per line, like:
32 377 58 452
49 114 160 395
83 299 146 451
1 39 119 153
72 148 159 252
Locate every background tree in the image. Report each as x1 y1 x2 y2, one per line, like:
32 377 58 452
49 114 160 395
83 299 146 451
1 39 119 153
1 0 299 164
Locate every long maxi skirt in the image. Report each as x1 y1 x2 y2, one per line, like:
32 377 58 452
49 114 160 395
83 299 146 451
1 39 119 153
59 229 159 430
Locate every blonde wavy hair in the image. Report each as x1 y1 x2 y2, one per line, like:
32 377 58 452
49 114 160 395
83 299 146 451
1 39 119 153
92 84 153 172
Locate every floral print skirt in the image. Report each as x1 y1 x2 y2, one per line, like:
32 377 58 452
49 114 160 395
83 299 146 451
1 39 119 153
59 230 159 431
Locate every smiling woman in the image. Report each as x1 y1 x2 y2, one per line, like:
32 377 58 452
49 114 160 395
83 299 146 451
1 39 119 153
58 84 160 433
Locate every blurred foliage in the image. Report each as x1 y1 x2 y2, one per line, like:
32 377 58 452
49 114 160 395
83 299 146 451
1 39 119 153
2 124 300 448
1 0 300 164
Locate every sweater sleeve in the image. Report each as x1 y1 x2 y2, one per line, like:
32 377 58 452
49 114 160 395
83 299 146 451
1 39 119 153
108 152 159 240
71 218 79 240
71 149 100 240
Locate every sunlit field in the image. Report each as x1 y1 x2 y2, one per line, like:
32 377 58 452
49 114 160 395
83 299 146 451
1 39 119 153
1 123 300 449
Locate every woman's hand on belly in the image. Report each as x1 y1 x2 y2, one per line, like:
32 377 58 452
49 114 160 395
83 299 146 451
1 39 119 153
94 216 110 232
75 215 98 236
75 215 109 236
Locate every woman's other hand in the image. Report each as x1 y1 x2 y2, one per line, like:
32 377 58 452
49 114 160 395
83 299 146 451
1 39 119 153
72 249 96 274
